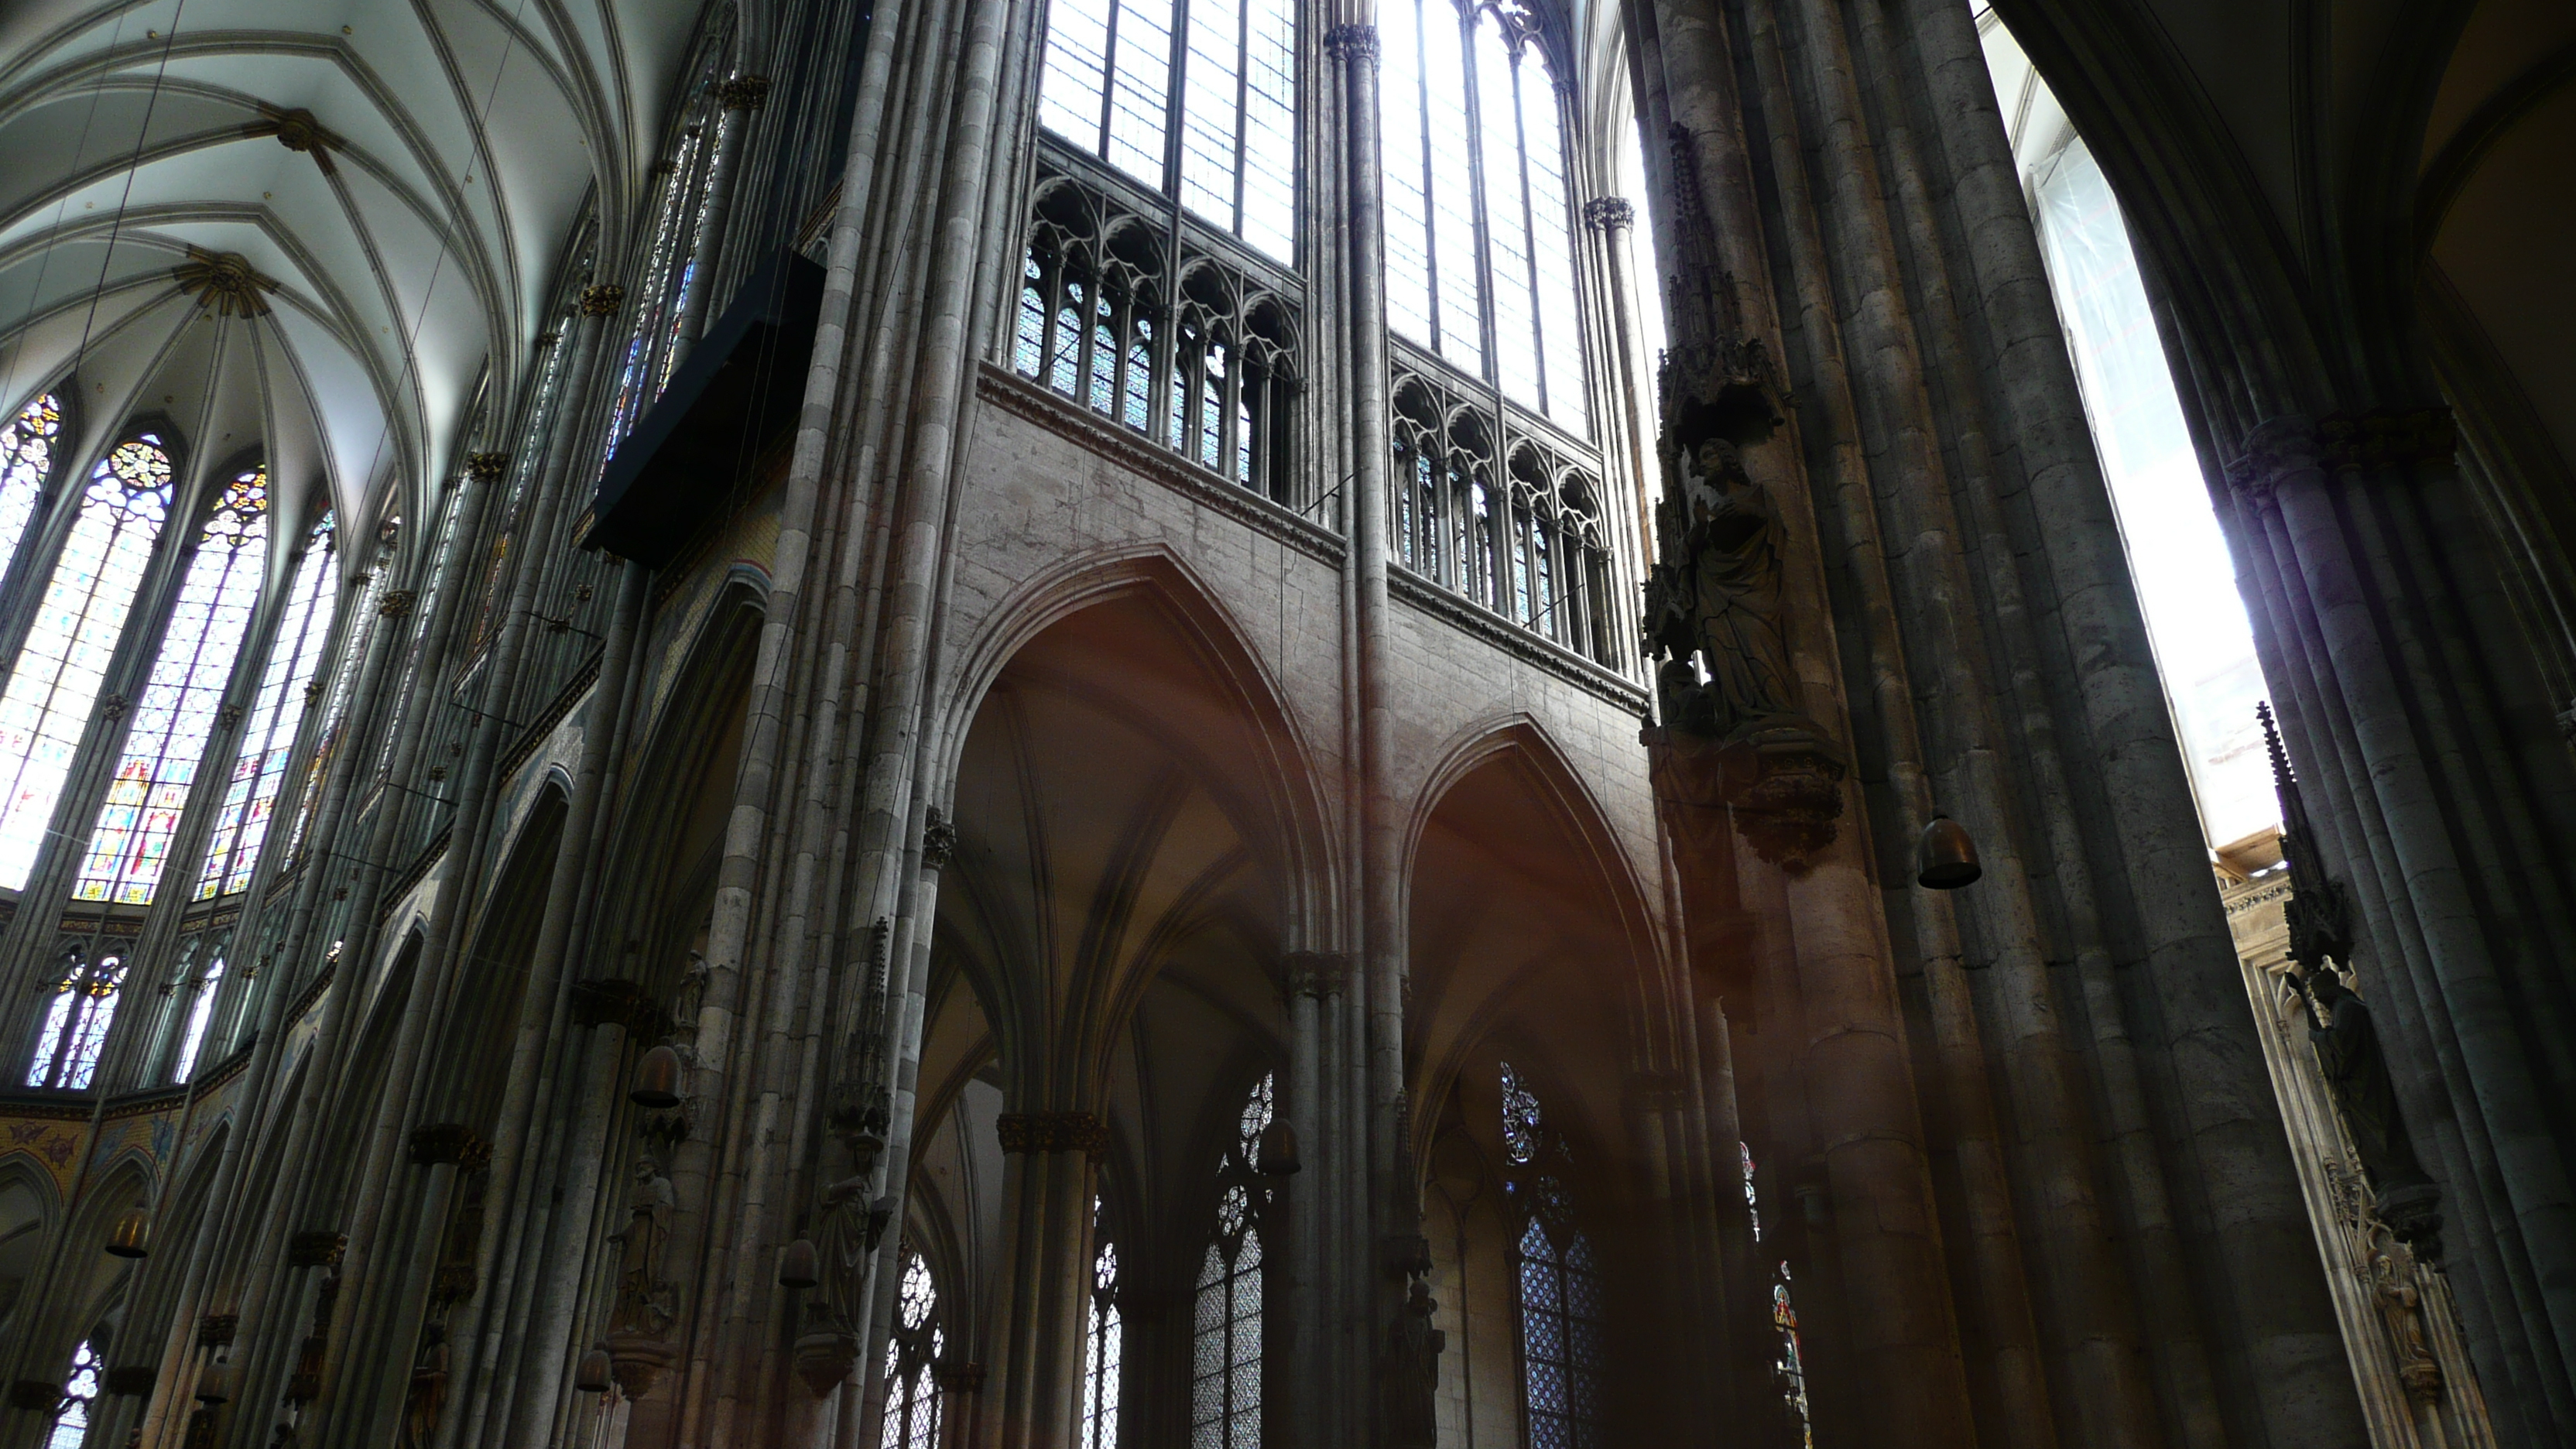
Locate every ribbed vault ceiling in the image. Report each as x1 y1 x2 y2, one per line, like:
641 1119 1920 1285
0 0 705 534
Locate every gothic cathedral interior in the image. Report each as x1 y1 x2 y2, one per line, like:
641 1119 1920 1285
0 0 2571 1445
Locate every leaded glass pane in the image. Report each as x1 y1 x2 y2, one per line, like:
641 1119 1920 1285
172 954 224 1083
1423 2 1483 375
1105 0 1177 183
0 437 174 890
77 468 269 904
1479 22 1540 412
199 513 336 898
1520 67 1587 430
46 1340 98 1449
1382 0 1437 347
1040 0 1115 146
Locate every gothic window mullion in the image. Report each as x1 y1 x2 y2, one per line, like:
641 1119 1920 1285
1456 3 1503 391
1508 54 1552 419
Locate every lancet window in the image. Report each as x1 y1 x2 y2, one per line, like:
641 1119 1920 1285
1501 1061 1603 1448
74 468 269 905
605 42 728 462
1392 372 1612 663
45 1339 100 1449
1382 0 1588 433
1015 161 1300 503
0 393 63 582
26 948 123 1090
1036 0 1297 262
0 435 176 891
1081 1230 1122 1449
289 523 388 865
879 1250 943 1449
1192 1073 1273 1448
1741 1144 1811 1446
198 512 336 899
171 949 225 1083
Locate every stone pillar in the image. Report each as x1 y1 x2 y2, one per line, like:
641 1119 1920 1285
673 75 772 361
974 1112 1105 1449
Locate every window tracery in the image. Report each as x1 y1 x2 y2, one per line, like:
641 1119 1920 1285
75 468 269 904
1192 1073 1273 1448
879 1250 942 1449
27 948 123 1090
198 511 336 899
0 435 176 891
1081 1229 1122 1449
1392 371 1612 663
1501 1061 1602 1448
1036 0 1297 262
606 46 727 465
0 393 63 584
1015 159 1301 503
45 1338 100 1449
1383 0 1588 433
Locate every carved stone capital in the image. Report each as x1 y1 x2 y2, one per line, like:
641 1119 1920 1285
409 1122 479 1166
197 1314 238 1347
920 807 957 872
1324 22 1379 63
1283 950 1351 999
1583 197 1635 232
608 1336 677 1399
2221 415 2324 502
1657 335 1788 451
933 1360 987 1393
289 1230 347 1268
100 694 129 721
379 589 417 617
995 1111 1109 1156
578 283 626 317
717 74 772 111
2225 407 2456 502
464 450 509 483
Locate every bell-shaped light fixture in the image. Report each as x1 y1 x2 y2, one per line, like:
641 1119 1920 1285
104 1205 152 1259
1255 1118 1302 1177
778 1237 820 1290
1917 814 1982 890
630 1044 683 1108
193 1364 231 1405
574 1344 615 1396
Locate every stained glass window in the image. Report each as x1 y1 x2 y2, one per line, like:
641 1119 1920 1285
172 952 224 1084
1036 0 1297 262
879 1251 942 1449
1081 1224 1122 1449
0 435 176 890
1773 1267 1811 1448
74 468 269 904
1383 0 1589 432
1501 1062 1602 1448
605 118 717 465
1741 1141 1761 1242
197 512 336 898
27 950 123 1090
289 536 388 862
1192 1074 1273 1448
45 1339 100 1449
0 393 63 583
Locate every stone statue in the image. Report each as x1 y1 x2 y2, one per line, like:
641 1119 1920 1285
1650 437 1797 738
611 1157 677 1337
400 1325 447 1449
2294 971 2430 1193
810 1174 876 1334
2370 1251 2445 1403
1379 1279 1444 1449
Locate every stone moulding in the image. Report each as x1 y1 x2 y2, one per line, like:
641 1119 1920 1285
1388 568 1650 714
994 1111 1111 1156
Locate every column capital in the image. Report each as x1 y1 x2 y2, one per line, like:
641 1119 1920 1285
197 1314 238 1347
378 588 417 617
1283 949 1351 999
578 283 625 317
464 450 509 483
995 1110 1109 1156
408 1122 481 1165
921 806 957 872
288 1230 348 1268
2223 407 2456 502
717 74 772 111
1324 23 1379 63
1584 197 1636 232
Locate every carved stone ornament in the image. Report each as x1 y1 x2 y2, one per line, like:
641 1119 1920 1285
464 451 508 484
1583 196 1635 232
408 1123 478 1166
716 74 772 111
1324 22 1379 62
242 104 345 174
995 1111 1111 1156
101 694 130 721
379 589 418 618
578 283 626 317
920 807 957 872
792 1328 856 1398
1283 950 1351 1000
218 704 243 731
2224 408 2457 502
173 247 280 318
288 1230 347 1268
1379 1279 1444 1449
197 1314 239 1347
568 977 659 1033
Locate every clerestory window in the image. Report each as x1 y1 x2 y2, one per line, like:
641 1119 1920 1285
75 468 269 905
0 393 63 582
27 948 123 1090
1036 0 1298 263
197 511 337 899
1382 0 1588 433
0 436 176 890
